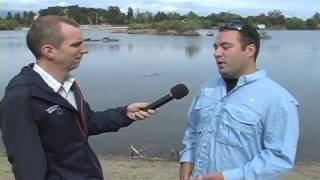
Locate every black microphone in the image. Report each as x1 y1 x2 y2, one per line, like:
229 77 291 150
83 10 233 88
142 84 189 111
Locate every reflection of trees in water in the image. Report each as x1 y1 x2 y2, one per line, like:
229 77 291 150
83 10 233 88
85 43 120 51
185 46 200 58
107 44 120 51
128 44 133 51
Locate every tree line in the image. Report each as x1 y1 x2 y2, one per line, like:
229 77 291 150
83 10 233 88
1 5 319 31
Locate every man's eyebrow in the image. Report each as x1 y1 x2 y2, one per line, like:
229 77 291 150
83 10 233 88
71 40 83 46
220 42 233 46
214 42 233 47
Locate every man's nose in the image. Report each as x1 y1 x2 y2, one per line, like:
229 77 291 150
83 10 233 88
214 47 222 57
81 43 89 54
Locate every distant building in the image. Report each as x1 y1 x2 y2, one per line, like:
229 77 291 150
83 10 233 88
257 24 266 29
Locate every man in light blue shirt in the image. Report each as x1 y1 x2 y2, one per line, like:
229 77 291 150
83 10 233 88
179 22 299 180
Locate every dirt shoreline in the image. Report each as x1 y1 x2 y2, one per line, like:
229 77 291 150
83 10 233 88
1 152 320 180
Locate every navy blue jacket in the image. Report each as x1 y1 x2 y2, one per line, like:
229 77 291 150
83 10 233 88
0 64 134 180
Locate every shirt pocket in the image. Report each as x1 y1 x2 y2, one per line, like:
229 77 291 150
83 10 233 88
194 97 216 133
217 103 260 148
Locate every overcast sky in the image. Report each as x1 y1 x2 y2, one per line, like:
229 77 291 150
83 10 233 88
1 0 319 19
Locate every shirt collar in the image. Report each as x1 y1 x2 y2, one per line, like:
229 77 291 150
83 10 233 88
33 63 75 93
237 69 266 86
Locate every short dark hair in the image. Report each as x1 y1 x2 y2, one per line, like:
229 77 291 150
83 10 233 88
219 22 260 60
26 15 80 59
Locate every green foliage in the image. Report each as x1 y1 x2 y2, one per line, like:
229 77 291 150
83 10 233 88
14 13 22 22
215 12 243 23
135 11 154 23
154 11 169 22
285 17 305 30
245 16 258 25
2 6 319 30
6 12 13 20
105 6 126 24
268 9 283 17
185 11 200 21
201 20 212 29
167 12 181 21
155 21 170 32
127 7 133 19
312 12 320 23
305 18 318 29
0 19 20 30
127 23 152 30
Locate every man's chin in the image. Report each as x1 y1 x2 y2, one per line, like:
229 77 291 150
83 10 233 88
219 69 228 76
219 71 233 79
70 63 80 71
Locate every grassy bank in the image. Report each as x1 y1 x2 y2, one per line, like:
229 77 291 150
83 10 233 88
1 152 320 180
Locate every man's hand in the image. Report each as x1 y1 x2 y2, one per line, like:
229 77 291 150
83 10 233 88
191 172 224 180
126 102 158 120
180 162 194 180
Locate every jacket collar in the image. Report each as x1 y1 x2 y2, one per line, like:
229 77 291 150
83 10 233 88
21 63 78 111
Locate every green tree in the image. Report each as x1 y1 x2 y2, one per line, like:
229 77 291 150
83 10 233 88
267 9 283 17
185 11 200 21
285 17 304 30
267 9 285 26
312 12 320 24
127 7 133 19
106 6 126 24
245 16 258 25
0 19 20 30
14 13 22 23
154 11 169 22
106 6 121 18
135 11 153 23
6 12 13 20
216 12 243 23
39 6 66 16
205 13 219 26
305 18 318 29
22 11 28 25
255 13 271 27
167 12 181 21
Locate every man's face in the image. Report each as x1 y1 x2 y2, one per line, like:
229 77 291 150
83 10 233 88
54 23 88 71
213 30 255 79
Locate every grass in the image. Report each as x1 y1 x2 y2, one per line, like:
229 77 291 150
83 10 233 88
1 152 320 180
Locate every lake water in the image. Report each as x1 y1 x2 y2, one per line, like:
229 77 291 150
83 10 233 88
0 29 319 162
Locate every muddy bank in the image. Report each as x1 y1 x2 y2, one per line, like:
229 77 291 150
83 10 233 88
1 152 320 180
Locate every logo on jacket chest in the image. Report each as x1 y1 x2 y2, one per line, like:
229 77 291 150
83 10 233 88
46 105 63 115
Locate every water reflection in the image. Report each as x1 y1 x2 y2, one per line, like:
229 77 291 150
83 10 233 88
107 44 120 51
128 44 133 52
0 30 320 161
185 46 200 58
86 42 120 51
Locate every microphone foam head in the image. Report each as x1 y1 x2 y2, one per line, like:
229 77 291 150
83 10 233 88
170 84 189 99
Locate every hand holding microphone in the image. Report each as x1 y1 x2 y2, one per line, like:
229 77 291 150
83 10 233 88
142 84 189 111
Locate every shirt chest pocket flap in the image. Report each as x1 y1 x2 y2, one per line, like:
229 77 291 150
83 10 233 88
217 104 260 147
194 96 217 133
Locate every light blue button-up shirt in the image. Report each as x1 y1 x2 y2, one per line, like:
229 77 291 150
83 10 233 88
180 70 299 180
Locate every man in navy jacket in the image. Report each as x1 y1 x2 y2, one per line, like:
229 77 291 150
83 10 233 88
0 15 156 180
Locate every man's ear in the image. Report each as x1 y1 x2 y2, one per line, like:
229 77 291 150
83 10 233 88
246 44 256 59
40 44 55 60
